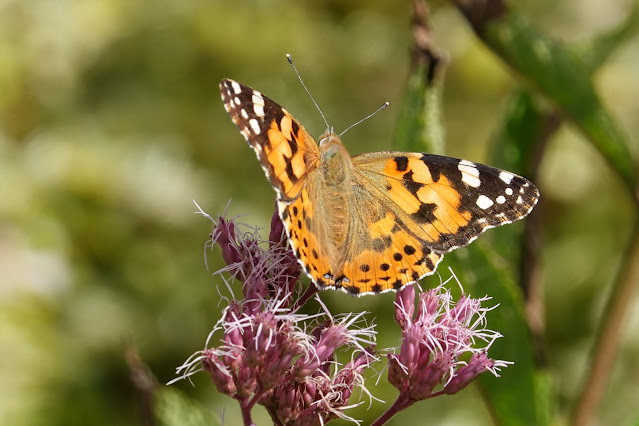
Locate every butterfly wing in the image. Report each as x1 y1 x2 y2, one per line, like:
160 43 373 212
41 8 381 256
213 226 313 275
315 151 538 295
351 151 539 252
221 79 334 284
220 79 320 201
335 183 445 295
277 181 334 288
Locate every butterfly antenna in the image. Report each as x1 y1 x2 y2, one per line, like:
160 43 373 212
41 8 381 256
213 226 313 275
339 101 389 137
286 53 330 130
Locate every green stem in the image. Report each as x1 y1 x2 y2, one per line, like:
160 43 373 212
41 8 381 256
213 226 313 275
572 219 639 425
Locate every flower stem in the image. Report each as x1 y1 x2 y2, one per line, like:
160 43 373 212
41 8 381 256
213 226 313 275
371 396 414 426
239 399 253 426
292 283 318 310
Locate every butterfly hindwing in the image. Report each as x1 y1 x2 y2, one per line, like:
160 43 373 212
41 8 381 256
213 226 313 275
220 79 319 201
338 184 444 295
277 184 333 288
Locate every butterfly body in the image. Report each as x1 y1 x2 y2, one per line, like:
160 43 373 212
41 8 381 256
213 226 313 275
220 78 539 296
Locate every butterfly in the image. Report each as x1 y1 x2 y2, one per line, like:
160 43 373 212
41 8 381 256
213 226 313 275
220 78 539 296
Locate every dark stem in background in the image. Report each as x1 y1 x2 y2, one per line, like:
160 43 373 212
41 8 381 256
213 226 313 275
409 0 443 84
520 111 560 368
126 345 157 426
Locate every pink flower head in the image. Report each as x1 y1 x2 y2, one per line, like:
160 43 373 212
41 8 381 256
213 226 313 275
172 207 378 425
209 209 301 306
388 275 512 401
175 206 514 425
263 349 375 425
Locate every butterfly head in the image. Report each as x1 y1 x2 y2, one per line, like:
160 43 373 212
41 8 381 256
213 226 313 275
318 128 336 146
318 131 352 185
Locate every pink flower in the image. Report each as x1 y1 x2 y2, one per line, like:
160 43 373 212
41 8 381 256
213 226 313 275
388 275 512 402
172 208 378 425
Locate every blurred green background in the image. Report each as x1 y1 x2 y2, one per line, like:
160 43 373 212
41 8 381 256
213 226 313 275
1 0 638 425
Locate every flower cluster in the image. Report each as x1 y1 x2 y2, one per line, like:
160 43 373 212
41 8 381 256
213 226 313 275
172 208 377 425
172 206 511 426
383 281 511 414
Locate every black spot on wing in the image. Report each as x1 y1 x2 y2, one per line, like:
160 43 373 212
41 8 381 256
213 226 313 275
284 157 298 182
424 255 435 270
412 202 437 224
291 119 300 139
404 245 416 255
394 156 409 172
346 285 361 295
372 236 392 252
402 170 424 195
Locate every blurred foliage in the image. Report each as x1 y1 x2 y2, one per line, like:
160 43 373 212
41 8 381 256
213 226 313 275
1 1 638 426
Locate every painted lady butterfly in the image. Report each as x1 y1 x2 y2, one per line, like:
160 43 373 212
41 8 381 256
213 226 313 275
220 78 539 296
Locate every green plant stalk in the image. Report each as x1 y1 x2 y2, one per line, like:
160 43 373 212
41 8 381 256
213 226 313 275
572 221 639 425
393 56 445 154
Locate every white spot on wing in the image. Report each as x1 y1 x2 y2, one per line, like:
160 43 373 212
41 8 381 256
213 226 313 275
234 97 241 106
254 103 265 117
241 109 248 119
476 195 494 210
252 92 265 106
496 195 506 204
499 171 514 184
462 174 481 188
458 161 481 188
231 81 241 95
249 119 260 134
505 187 514 196
516 196 524 204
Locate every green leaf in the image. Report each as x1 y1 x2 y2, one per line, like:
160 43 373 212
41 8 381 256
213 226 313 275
574 3 639 74
489 5 639 176
444 243 547 426
480 11 637 193
488 91 549 176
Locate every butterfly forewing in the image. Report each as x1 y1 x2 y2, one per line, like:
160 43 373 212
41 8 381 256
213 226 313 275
220 79 319 201
352 151 540 252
